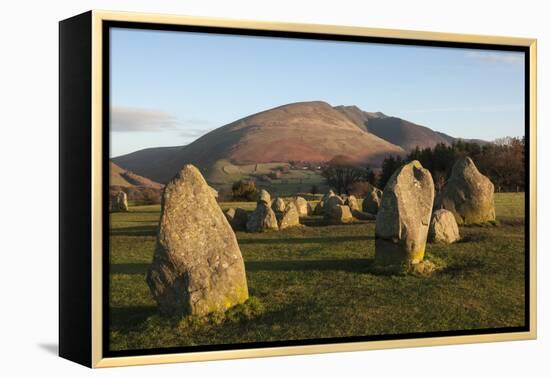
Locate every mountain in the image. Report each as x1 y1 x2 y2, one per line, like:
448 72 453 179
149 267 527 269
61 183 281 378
335 105 451 150
335 105 488 151
333 105 387 132
110 162 163 189
113 101 405 184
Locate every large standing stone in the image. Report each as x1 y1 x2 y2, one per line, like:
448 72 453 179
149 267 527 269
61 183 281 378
327 205 353 224
344 195 360 212
272 197 286 213
326 195 344 210
146 165 249 317
246 202 279 232
224 207 249 231
363 186 383 214
278 202 301 230
435 157 496 225
293 196 311 217
375 160 434 267
258 189 271 205
313 190 336 215
428 209 460 244
313 200 324 215
110 191 128 212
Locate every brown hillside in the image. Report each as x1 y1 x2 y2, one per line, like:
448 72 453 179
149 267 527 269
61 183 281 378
110 162 163 189
363 117 451 151
114 101 405 183
334 105 387 132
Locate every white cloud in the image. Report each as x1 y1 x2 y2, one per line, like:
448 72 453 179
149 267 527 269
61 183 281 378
111 106 179 132
465 51 524 65
179 128 215 138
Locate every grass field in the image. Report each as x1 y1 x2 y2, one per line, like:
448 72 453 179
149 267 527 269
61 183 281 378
109 193 526 351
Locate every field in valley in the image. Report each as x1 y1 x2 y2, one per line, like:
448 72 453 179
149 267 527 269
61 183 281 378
109 193 526 351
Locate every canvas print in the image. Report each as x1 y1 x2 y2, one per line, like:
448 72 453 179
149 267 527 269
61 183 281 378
108 26 527 354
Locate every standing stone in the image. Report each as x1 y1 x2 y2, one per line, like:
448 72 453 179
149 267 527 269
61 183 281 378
146 165 248 317
313 200 324 215
110 191 128 212
272 197 286 213
428 209 460 244
326 195 344 210
375 160 434 267
293 196 310 217
363 186 383 214
314 190 336 215
344 195 360 212
246 202 279 232
327 204 353 224
435 157 496 225
278 202 301 230
224 208 249 231
258 189 271 205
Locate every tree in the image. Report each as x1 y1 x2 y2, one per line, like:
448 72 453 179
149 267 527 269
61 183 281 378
379 155 404 189
231 180 258 201
321 155 370 195
382 137 525 192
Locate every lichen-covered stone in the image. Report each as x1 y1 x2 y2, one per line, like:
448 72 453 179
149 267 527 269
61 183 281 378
363 186 383 214
313 200 325 215
344 195 360 212
246 202 279 232
271 197 286 213
327 204 353 224
375 160 434 267
313 190 336 215
224 207 249 231
293 196 311 217
110 191 128 212
435 157 495 225
146 165 248 317
278 202 301 230
258 189 271 205
326 195 344 210
428 209 460 243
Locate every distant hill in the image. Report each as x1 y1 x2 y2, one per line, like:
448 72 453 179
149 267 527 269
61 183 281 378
333 105 387 132
110 162 163 190
335 105 450 150
335 105 487 151
113 101 405 184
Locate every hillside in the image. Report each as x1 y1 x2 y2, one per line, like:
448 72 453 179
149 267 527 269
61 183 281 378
113 101 405 184
335 105 450 150
110 162 163 190
333 105 387 132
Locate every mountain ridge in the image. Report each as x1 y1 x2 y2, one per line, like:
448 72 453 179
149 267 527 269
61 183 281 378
113 101 487 185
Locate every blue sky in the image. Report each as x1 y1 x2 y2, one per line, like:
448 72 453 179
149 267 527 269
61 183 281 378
110 27 525 157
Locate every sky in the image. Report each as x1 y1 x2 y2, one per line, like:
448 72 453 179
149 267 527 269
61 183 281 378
110 27 525 157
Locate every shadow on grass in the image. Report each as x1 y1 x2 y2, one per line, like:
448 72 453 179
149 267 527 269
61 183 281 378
246 258 375 274
110 305 157 331
110 225 158 236
440 259 485 277
111 263 150 275
238 235 374 245
300 217 373 227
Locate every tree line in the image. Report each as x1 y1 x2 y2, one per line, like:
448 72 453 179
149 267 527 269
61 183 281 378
321 138 525 195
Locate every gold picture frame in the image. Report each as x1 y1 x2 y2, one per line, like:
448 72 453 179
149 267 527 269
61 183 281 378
59 9 537 368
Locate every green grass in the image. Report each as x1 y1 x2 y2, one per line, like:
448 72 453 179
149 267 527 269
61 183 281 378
109 193 526 351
